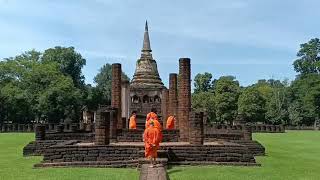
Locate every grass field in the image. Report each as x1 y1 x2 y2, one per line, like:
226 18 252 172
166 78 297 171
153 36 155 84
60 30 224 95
0 131 319 180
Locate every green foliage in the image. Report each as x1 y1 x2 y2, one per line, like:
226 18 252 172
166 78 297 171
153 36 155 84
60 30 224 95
192 92 215 122
0 50 84 123
265 86 289 125
249 79 290 125
42 46 86 88
238 87 266 123
194 72 214 93
94 63 129 105
214 76 240 124
293 38 320 75
288 74 320 125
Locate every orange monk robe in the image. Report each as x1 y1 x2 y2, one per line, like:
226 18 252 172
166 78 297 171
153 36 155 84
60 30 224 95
145 112 158 128
146 119 163 143
129 115 137 129
146 118 162 130
166 116 175 129
143 126 161 158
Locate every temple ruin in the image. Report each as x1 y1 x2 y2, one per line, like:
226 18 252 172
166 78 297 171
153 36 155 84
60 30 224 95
22 22 276 170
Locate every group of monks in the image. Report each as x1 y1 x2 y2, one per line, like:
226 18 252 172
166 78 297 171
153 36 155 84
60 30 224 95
128 109 176 167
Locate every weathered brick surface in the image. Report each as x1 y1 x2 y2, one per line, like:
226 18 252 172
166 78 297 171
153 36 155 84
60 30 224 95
229 140 265 156
161 89 169 128
189 111 204 145
35 124 46 141
251 125 285 133
95 110 110 145
116 129 179 142
45 132 94 141
111 63 122 129
23 140 66 156
140 164 169 180
168 73 178 128
205 124 250 141
0 124 34 133
177 58 191 142
39 143 256 167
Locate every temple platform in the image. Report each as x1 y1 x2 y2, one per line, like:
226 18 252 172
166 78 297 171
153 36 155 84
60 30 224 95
31 139 260 168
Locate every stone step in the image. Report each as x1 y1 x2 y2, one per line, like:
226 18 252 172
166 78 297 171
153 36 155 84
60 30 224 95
138 158 168 168
139 164 169 180
138 150 168 158
34 160 139 168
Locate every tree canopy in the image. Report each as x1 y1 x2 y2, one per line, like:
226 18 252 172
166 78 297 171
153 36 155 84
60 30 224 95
293 38 320 75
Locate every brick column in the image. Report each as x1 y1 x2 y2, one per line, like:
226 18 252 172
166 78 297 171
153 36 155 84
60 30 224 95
111 63 122 129
95 110 110 145
168 73 178 128
110 109 118 142
189 111 204 145
35 124 46 141
161 89 169 128
178 58 191 141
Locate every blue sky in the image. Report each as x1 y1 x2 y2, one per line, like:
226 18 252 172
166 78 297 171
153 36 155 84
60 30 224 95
1 0 320 87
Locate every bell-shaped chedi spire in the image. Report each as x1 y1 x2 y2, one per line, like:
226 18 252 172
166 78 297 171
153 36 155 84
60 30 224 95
130 21 164 89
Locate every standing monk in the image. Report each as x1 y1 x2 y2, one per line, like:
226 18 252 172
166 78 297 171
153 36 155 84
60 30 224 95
143 121 161 167
166 115 176 129
145 108 159 129
146 108 162 140
129 111 137 129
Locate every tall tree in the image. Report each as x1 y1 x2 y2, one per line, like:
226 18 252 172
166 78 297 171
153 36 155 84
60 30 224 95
42 46 86 88
265 86 289 125
94 63 129 105
0 50 83 123
293 38 320 75
194 72 214 93
238 87 266 123
214 76 240 124
192 92 215 123
288 74 320 125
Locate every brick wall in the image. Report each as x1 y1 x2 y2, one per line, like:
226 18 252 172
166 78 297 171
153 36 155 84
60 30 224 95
116 129 180 142
251 125 285 133
40 143 256 167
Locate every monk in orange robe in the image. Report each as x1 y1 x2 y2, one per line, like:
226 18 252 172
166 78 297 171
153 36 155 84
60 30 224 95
129 111 137 129
166 115 176 129
143 121 162 167
145 109 158 129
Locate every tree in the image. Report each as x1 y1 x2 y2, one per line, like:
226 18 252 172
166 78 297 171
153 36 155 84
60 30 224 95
42 46 86 88
83 84 105 111
0 50 83 124
288 74 320 125
293 38 320 75
94 63 129 105
265 86 289 125
192 92 215 122
214 76 240 124
194 72 214 93
238 87 266 123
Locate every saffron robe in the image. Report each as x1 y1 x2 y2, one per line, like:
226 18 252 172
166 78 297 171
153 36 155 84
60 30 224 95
166 116 175 129
129 115 137 129
145 112 158 128
143 126 161 158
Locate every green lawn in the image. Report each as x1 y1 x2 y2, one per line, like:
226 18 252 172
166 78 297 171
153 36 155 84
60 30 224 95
0 131 319 180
